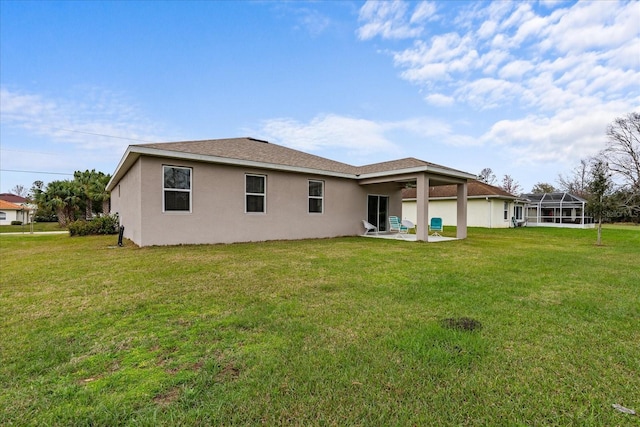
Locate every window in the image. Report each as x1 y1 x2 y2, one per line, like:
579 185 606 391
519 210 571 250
0 212 6 221
308 180 324 213
514 205 523 221
163 166 191 212
246 174 266 213
503 202 509 220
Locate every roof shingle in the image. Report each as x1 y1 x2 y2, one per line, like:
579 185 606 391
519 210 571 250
402 180 518 199
0 200 25 210
135 138 358 175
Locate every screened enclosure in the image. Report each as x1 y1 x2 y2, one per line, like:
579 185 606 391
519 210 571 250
523 192 594 228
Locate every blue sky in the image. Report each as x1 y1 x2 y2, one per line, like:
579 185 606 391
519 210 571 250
1 0 639 195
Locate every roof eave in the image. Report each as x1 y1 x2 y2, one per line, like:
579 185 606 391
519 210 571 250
357 165 476 181
107 146 356 191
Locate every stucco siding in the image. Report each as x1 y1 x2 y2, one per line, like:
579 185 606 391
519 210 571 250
122 156 383 246
0 209 26 225
403 198 515 228
110 158 143 244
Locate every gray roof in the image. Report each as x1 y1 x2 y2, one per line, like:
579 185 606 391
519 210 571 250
107 137 476 190
135 137 357 174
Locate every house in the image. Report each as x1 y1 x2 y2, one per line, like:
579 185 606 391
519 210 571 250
0 199 30 225
0 193 27 204
402 180 527 228
106 137 477 246
523 192 594 228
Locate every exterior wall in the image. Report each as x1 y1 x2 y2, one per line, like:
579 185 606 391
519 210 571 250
116 156 397 246
110 158 143 244
403 198 516 228
0 209 24 225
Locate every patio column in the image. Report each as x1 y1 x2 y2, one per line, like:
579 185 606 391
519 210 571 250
416 174 429 241
456 182 468 239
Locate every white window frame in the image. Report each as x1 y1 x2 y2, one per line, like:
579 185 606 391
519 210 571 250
308 180 324 214
514 205 523 221
245 174 266 214
0 211 6 221
503 201 509 221
162 165 192 213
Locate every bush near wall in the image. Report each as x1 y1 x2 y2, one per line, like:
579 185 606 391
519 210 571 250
68 215 119 237
10 221 23 226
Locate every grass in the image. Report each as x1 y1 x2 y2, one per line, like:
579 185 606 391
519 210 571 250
0 222 66 233
1 227 639 425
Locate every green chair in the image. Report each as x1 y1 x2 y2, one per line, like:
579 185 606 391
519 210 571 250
429 217 443 236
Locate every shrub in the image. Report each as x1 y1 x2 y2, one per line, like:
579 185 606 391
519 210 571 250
10 221 23 226
68 214 119 237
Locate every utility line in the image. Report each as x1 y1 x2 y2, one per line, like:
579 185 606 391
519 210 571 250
42 126 160 143
0 169 74 176
0 148 59 156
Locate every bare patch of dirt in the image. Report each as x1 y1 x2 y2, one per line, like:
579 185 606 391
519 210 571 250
441 317 483 332
154 387 181 406
216 362 240 381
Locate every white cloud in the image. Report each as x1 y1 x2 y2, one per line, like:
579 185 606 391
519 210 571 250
252 113 479 162
256 114 395 154
0 86 167 152
425 93 454 107
541 1 640 54
292 7 332 37
356 0 639 183
410 2 437 24
455 78 527 110
480 106 628 165
498 59 534 79
362 0 639 122
357 0 426 40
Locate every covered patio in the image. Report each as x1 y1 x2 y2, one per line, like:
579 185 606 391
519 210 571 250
361 232 458 242
357 158 476 242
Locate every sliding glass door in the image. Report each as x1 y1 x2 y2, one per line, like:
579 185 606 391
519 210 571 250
367 195 389 232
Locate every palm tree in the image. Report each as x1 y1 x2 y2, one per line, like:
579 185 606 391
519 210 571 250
92 172 112 215
39 180 82 227
73 169 112 218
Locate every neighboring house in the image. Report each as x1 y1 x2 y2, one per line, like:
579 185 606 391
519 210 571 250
106 137 477 246
0 193 27 204
523 192 594 228
0 193 35 224
0 199 30 225
403 180 527 228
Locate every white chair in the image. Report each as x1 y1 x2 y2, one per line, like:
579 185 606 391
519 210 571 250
400 219 415 237
362 220 378 236
390 216 413 239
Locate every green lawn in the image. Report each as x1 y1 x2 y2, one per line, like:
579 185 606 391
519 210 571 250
1 228 638 425
0 222 66 233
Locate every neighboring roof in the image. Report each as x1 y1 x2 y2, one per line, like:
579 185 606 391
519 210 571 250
107 137 476 191
0 200 25 210
522 192 587 204
403 180 519 200
0 193 27 204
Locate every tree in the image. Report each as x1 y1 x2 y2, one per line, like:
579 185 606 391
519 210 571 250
10 184 27 197
33 171 111 226
500 174 522 195
601 112 640 220
93 173 112 215
587 159 613 246
531 182 556 194
478 168 496 184
557 159 590 199
28 180 44 200
37 180 82 227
